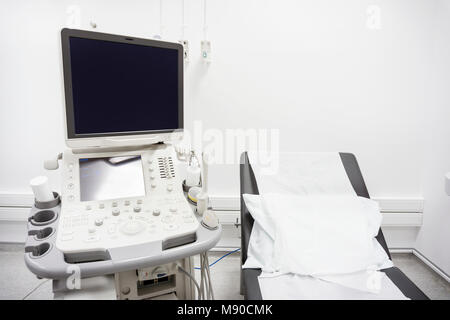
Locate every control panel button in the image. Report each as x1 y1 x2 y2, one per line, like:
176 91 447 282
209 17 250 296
85 235 100 242
112 208 120 216
133 206 141 213
120 221 145 235
151 183 157 188
149 167 154 172
124 200 130 206
152 209 161 216
88 227 96 234
164 223 178 231
107 224 117 234
150 175 156 180
169 207 177 213
61 234 73 241
162 215 174 224
112 202 118 207
95 219 103 226
136 216 148 222
67 183 74 190
167 186 173 192
85 205 92 211
99 203 105 209
62 230 73 236
137 199 143 205
183 218 195 224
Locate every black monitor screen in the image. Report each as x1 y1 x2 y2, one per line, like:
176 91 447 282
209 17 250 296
66 34 181 136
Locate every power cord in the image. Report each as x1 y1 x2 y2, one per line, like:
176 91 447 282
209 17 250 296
178 264 201 299
194 248 240 270
22 279 50 300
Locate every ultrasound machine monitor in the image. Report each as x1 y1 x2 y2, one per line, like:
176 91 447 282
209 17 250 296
60 28 184 149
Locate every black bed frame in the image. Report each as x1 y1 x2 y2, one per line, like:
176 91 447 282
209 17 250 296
240 152 428 300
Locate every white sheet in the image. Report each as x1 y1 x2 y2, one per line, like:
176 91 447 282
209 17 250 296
258 272 409 300
247 151 356 196
243 194 394 292
242 194 276 272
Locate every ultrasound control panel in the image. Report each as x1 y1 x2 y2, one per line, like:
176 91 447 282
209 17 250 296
56 144 199 258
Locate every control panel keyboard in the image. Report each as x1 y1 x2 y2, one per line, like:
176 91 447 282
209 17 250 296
56 145 200 255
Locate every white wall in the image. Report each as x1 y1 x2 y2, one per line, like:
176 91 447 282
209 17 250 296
415 1 450 276
0 0 449 274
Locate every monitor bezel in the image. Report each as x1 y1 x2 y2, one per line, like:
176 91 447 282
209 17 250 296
61 28 184 145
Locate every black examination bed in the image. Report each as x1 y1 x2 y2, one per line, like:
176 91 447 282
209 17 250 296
240 152 428 300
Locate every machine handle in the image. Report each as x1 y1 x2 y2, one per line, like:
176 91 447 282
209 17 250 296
25 225 222 280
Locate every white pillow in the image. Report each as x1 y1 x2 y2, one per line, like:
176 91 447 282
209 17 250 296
266 194 390 275
359 197 383 237
242 193 392 277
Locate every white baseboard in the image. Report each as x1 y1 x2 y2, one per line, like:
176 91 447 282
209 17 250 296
0 207 29 221
413 249 450 283
389 248 414 254
0 193 34 207
209 195 424 213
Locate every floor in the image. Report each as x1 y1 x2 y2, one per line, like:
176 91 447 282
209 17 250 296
1 244 449 300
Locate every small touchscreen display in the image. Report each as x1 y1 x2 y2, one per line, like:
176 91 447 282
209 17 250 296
79 155 145 202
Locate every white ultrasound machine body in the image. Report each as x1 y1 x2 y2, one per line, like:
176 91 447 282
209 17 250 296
24 29 221 299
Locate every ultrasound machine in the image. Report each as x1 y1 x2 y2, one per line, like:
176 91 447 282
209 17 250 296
24 29 221 300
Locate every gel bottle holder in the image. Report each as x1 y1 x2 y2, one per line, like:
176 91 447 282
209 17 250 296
25 192 60 259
